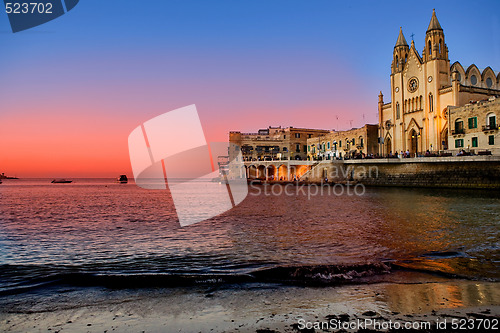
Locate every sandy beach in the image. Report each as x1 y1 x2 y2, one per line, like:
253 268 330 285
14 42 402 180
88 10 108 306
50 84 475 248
2 272 499 332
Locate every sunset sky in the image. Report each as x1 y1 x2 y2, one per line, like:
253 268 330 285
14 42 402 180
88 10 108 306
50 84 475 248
1 0 499 177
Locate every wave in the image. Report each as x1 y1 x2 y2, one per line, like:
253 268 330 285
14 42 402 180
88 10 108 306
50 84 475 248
0 262 393 295
1 259 497 296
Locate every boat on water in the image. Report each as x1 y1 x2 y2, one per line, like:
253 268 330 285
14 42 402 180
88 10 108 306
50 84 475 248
51 179 72 184
0 173 18 179
117 175 128 183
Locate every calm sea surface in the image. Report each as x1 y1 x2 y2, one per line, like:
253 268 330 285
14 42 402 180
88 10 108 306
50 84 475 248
0 178 499 294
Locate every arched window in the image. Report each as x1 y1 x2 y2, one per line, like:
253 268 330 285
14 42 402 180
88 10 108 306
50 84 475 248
428 40 432 57
429 93 433 112
439 39 442 55
395 55 398 70
405 54 407 63
454 119 464 133
396 102 400 119
412 97 415 111
419 96 423 110
486 77 493 88
470 75 477 86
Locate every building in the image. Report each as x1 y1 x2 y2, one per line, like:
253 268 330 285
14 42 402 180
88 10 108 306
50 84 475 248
229 126 329 161
306 124 378 160
378 9 500 156
448 96 499 154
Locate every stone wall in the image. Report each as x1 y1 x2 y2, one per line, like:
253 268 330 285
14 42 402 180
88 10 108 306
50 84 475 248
307 157 500 189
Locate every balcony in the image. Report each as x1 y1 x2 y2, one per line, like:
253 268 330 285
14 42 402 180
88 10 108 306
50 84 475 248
451 128 465 135
482 124 498 131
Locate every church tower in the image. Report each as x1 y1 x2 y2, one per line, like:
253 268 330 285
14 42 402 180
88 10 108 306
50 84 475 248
392 27 409 74
422 9 450 88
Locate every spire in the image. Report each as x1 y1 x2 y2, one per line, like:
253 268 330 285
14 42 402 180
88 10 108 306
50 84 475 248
427 9 442 32
395 27 408 47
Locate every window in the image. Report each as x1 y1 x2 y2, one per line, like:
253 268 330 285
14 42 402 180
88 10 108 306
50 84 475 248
488 115 496 128
296 144 300 152
303 145 307 153
307 145 310 152
489 135 495 145
455 120 464 133
429 93 433 112
295 133 300 138
283 147 287 151
439 39 442 54
455 139 464 148
468 117 477 129
327 142 330 149
283 135 286 139
396 102 400 119
360 138 364 147
428 40 432 57
308 134 312 138
352 138 355 145
486 78 493 88
396 55 398 70
471 137 478 147
470 75 477 86
339 140 342 148
419 96 423 110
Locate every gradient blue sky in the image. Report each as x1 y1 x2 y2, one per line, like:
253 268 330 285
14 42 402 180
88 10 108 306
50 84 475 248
1 0 499 176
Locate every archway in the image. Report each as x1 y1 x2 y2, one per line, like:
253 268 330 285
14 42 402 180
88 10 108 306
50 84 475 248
257 165 266 179
266 165 277 181
409 129 418 156
278 164 288 181
248 165 257 179
385 137 392 156
441 128 448 150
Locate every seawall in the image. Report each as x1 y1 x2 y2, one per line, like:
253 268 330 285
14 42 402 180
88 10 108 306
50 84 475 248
307 156 500 189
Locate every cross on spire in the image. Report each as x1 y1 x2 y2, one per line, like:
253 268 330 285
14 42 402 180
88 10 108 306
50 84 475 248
410 33 415 41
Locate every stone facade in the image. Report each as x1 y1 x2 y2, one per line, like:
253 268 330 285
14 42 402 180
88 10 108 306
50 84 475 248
229 126 329 161
306 157 500 189
379 10 500 157
448 97 499 155
306 124 378 159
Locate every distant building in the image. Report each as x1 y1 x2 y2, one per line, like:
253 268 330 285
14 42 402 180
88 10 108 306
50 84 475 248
448 96 499 154
378 9 500 156
229 126 329 161
306 124 378 159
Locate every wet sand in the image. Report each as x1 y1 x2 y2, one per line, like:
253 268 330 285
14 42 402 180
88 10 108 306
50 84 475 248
1 273 499 332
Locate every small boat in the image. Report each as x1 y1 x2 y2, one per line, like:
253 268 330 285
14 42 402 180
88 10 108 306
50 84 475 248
117 175 128 183
51 179 72 183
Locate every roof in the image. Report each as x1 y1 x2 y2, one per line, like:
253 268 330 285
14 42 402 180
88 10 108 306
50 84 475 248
427 9 442 32
395 27 408 47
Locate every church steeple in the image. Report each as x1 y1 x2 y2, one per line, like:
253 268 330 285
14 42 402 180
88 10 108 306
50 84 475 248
423 9 448 62
392 27 409 74
427 9 442 32
395 27 408 47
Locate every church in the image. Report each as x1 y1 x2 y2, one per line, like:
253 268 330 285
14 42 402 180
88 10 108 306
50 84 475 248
378 9 500 156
